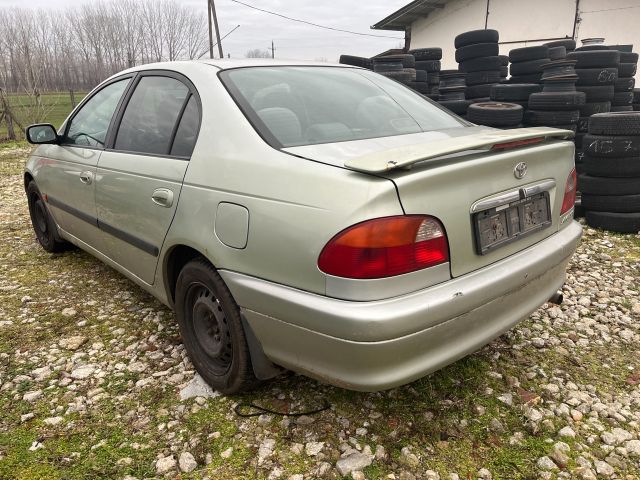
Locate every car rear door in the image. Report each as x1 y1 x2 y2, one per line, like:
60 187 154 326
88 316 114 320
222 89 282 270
95 71 201 284
36 77 132 249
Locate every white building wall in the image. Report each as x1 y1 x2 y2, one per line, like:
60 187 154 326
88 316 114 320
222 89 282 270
409 0 640 80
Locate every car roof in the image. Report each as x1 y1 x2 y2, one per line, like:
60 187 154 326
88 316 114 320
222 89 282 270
121 58 355 74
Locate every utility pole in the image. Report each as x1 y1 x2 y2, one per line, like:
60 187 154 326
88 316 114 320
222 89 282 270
269 40 275 59
207 0 214 58
210 0 224 59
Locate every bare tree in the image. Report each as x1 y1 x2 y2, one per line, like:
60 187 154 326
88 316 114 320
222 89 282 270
246 49 272 59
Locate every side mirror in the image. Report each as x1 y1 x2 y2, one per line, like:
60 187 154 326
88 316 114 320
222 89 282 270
26 124 59 145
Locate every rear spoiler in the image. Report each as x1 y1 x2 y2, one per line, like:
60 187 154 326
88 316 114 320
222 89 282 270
344 127 574 173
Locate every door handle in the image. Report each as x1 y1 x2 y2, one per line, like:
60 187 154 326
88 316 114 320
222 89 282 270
151 188 174 208
79 171 93 185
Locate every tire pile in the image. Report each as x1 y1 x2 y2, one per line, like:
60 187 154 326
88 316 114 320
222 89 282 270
635 89 640 110
410 48 443 98
455 29 501 102
579 112 640 233
612 50 638 112
509 45 551 84
523 59 583 133
371 54 417 85
437 70 470 115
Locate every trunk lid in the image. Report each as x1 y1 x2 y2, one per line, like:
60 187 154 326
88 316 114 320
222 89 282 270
285 126 575 277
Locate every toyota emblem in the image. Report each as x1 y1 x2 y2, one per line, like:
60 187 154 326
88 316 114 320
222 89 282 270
514 162 527 179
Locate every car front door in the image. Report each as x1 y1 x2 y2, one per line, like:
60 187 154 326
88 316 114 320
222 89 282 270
36 77 132 249
95 72 200 284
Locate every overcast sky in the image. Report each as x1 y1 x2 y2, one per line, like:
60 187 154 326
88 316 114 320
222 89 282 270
0 0 408 60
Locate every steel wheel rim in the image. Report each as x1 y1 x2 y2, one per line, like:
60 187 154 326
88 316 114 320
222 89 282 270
32 195 49 238
188 283 232 374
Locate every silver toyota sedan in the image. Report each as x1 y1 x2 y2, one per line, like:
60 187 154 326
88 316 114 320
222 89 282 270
24 60 582 394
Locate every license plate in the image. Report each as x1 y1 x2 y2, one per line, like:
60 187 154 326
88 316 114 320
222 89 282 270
473 192 551 255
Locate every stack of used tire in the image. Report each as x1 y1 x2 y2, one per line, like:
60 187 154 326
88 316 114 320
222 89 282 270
410 48 442 98
372 54 416 85
454 29 501 102
634 88 640 110
499 55 509 81
466 102 524 128
437 70 471 116
544 39 576 56
580 111 640 233
612 50 638 112
490 83 541 111
509 46 551 84
568 49 620 166
339 55 373 70
523 60 581 132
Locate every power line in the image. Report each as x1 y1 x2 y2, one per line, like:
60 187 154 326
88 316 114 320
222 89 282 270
581 5 640 14
227 0 403 39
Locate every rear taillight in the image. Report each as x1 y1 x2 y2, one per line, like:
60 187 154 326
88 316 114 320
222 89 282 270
491 137 544 150
318 215 449 279
560 168 577 215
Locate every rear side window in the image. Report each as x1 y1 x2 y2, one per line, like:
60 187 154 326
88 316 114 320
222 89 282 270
115 76 189 155
170 96 199 157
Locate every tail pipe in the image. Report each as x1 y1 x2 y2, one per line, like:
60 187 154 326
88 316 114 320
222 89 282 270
548 292 563 305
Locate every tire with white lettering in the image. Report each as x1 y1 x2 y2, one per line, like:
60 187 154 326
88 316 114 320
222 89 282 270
575 68 618 86
585 211 640 233
582 134 640 156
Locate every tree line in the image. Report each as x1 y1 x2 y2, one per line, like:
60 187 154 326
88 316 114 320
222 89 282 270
0 0 209 94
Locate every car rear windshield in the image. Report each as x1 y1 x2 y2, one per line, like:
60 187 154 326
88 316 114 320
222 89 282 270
220 66 464 148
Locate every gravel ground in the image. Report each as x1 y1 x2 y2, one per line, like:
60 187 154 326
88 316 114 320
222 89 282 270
1 147 640 480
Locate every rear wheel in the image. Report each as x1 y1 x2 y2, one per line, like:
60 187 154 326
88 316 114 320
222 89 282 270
175 258 257 394
26 181 69 253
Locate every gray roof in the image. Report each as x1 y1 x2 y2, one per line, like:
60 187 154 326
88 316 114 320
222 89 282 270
371 0 448 31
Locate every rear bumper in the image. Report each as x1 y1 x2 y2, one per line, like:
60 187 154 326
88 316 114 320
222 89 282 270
220 221 582 391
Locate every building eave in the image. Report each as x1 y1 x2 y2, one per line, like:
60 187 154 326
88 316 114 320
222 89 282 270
371 0 448 31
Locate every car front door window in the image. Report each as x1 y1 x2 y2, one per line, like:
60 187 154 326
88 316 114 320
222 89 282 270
65 78 130 148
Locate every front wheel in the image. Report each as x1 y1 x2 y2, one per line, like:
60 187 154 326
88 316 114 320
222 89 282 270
175 258 258 394
26 181 70 253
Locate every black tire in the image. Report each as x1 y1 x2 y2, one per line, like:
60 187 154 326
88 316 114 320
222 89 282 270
548 46 567 60
619 63 638 78
585 211 640 233
455 43 499 63
614 77 635 92
528 91 586 110
588 112 640 135
508 73 542 83
379 69 415 83
583 154 640 177
575 133 585 149
523 109 579 126
175 258 258 394
544 39 576 51
428 75 440 86
612 91 634 106
542 79 578 93
440 75 466 89
612 45 634 53
490 83 541 101
438 99 472 115
634 104 640 111
579 101 611 116
465 83 496 99
575 45 610 52
409 48 442 60
581 193 640 213
611 105 634 112
408 81 429 93
439 90 467 101
540 60 578 81
466 102 523 126
339 55 372 69
510 58 550 76
500 66 508 77
26 182 70 253
619 52 639 63
498 55 509 66
575 85 615 102
374 54 415 68
555 123 578 133
509 46 549 63
635 89 640 103
454 29 499 49
575 68 617 86
577 117 589 133
415 60 441 72
465 70 501 86
567 50 621 68
583 133 640 157
578 174 640 195
416 70 427 82
459 56 501 73
373 62 403 73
